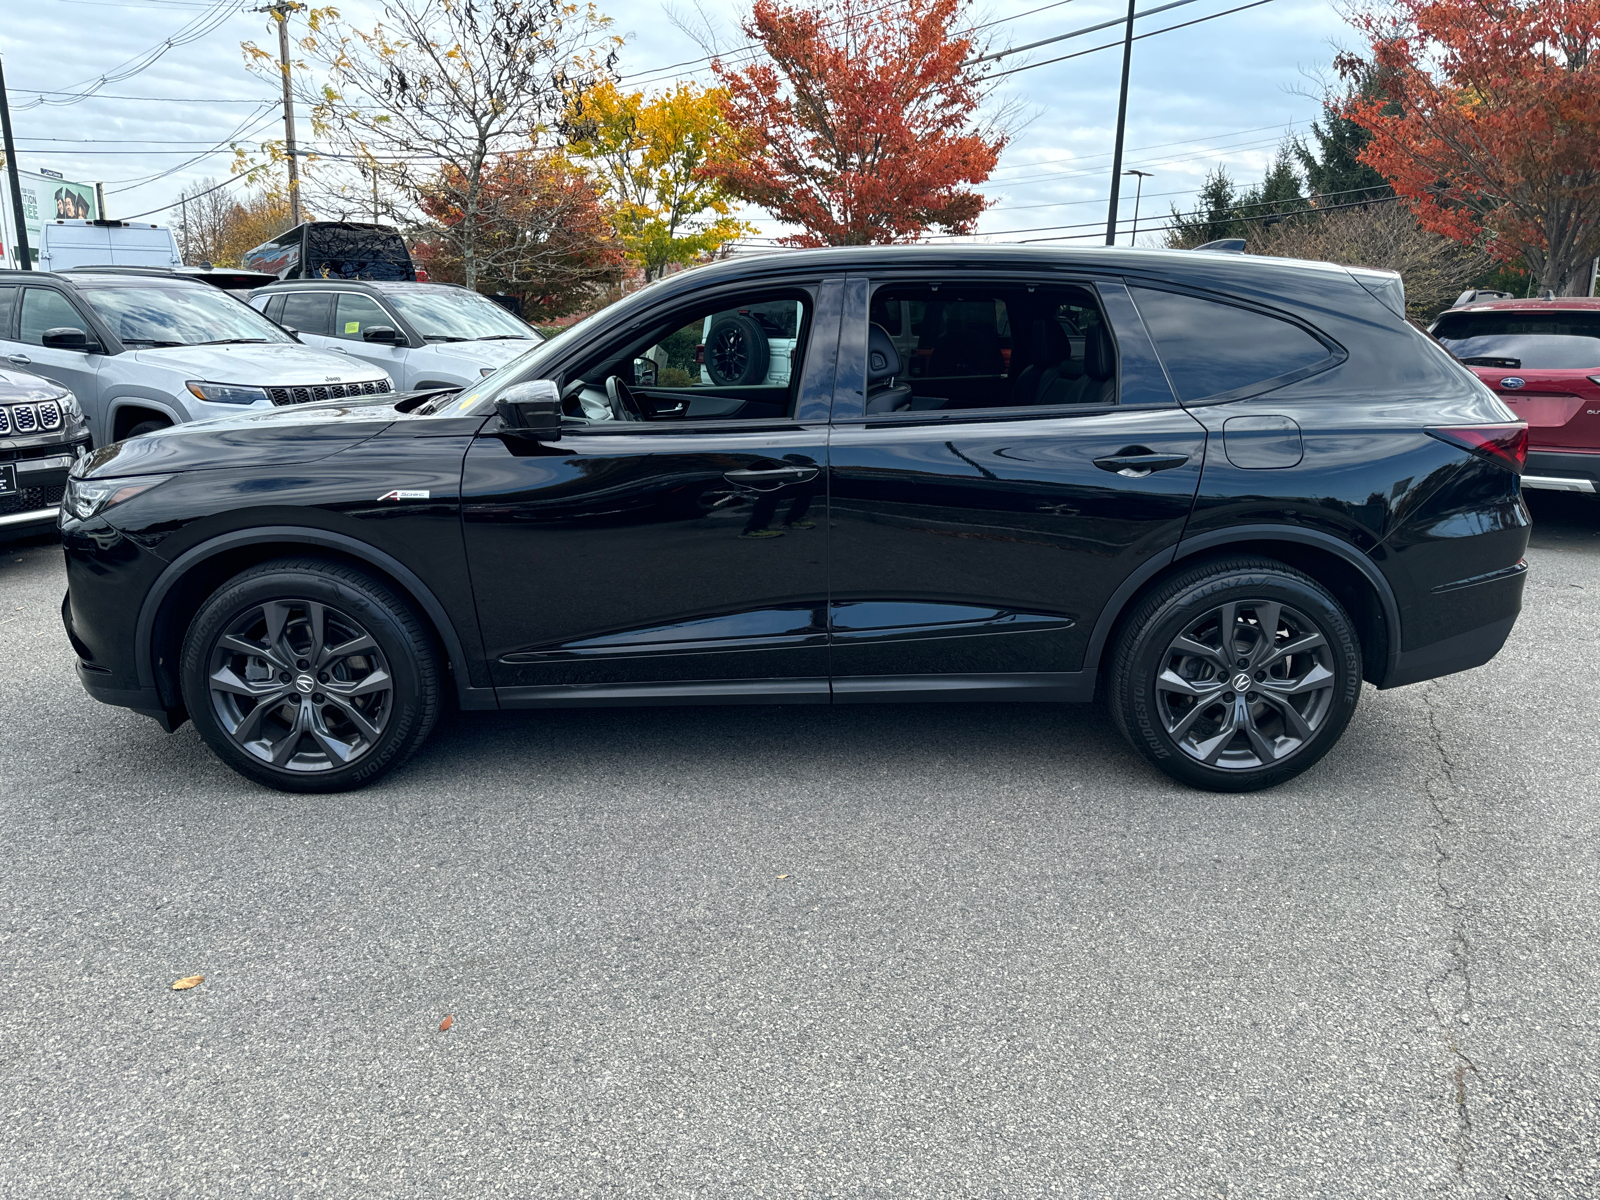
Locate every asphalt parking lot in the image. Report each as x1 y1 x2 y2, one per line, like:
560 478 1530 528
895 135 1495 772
2 493 1597 1199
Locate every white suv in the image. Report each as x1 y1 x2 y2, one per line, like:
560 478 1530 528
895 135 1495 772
0 269 392 444
250 280 543 390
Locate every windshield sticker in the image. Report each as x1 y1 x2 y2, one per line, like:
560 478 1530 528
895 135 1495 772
377 489 430 501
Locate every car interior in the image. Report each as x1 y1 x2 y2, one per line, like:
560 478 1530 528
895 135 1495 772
865 284 1117 413
563 293 810 423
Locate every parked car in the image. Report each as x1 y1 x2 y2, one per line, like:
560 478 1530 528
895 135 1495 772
36 219 181 273
243 221 415 281
60 245 1529 795
1430 296 1600 494
0 269 393 445
0 367 90 537
248 279 542 391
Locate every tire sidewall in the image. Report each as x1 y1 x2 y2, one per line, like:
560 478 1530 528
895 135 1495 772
1117 567 1362 792
706 314 769 386
180 566 432 792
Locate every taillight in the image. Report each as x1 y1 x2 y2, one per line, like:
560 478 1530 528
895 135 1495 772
1425 423 1528 473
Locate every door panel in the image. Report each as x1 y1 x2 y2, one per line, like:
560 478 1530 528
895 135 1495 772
462 425 830 690
828 408 1207 677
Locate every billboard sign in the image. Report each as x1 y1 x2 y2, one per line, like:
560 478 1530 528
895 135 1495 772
0 169 101 267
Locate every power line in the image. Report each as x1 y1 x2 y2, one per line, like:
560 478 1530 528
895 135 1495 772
119 171 251 220
990 0 1284 80
969 0 1200 65
104 106 279 191
17 0 249 110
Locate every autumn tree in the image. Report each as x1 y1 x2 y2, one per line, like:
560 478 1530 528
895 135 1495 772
246 0 618 290
415 152 624 318
707 0 1007 246
1340 0 1600 296
566 79 752 279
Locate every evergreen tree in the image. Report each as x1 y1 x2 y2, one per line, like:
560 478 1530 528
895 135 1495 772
1166 167 1244 247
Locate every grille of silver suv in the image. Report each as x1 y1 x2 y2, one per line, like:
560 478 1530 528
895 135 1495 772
266 379 392 406
0 400 64 437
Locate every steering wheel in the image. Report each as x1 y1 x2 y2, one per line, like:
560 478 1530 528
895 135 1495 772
604 374 646 422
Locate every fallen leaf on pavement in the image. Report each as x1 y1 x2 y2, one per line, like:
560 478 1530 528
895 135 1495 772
439 1015 453 1032
171 975 204 991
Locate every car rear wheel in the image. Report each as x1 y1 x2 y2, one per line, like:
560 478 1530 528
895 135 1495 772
1108 557 1362 792
180 558 441 793
125 418 172 438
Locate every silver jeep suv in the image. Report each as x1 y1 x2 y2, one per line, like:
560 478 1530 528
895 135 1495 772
0 269 392 445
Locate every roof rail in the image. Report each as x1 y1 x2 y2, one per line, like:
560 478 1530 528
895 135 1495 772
1193 238 1246 253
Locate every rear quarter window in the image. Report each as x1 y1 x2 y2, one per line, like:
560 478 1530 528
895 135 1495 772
1130 286 1336 402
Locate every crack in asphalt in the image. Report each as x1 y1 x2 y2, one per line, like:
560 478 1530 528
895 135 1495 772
1420 684 1482 1182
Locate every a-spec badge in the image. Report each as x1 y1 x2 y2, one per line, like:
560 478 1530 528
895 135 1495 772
377 489 430 501
1500 377 1525 390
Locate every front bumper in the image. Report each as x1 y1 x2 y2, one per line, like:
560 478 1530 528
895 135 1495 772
0 448 82 534
1524 450 1600 494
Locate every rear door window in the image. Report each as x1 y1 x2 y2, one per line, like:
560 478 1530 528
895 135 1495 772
0 285 16 339
279 292 333 336
1130 287 1336 402
863 283 1125 413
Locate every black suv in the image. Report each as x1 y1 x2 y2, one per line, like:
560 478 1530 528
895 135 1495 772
59 246 1530 793
1 367 89 537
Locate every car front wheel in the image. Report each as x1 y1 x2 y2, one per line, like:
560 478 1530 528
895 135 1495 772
180 558 441 793
1109 557 1362 792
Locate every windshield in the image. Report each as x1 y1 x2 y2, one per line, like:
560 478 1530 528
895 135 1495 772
388 289 540 341
1434 311 1600 369
80 284 293 348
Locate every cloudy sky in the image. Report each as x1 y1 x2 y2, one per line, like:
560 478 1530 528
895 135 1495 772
0 0 1354 247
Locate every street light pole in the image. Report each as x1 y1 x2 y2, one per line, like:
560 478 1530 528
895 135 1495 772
1124 169 1153 246
0 54 33 270
1103 0 1138 246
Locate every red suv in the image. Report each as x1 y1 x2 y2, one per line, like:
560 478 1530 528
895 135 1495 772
1431 297 1600 495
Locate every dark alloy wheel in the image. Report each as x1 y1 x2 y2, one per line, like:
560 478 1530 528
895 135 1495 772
704 313 769 386
180 559 441 792
1110 557 1362 792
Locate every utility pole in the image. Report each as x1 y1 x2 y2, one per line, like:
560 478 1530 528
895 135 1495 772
1103 0 1138 246
263 3 302 225
1124 169 1153 246
0 54 33 270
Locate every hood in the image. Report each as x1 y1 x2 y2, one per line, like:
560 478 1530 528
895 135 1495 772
417 338 539 372
78 393 403 479
131 341 391 386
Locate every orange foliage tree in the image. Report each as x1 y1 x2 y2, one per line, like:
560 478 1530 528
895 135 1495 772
707 0 1006 246
416 152 624 319
1339 0 1600 296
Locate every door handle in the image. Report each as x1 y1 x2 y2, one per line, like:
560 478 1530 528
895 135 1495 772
7 354 31 366
1092 449 1190 479
723 465 819 490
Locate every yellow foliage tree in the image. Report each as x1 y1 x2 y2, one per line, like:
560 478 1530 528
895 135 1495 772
567 80 753 280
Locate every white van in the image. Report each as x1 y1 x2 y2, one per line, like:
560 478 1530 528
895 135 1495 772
37 220 181 273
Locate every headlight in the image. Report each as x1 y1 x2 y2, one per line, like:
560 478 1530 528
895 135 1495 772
61 474 172 523
58 389 86 425
186 380 270 405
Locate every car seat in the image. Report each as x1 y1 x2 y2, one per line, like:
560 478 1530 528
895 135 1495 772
1034 320 1116 406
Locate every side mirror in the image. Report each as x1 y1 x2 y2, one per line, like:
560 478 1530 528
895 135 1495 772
42 326 95 352
633 357 657 386
362 325 405 345
495 379 562 441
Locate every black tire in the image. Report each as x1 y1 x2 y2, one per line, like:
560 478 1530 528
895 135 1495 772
1108 557 1362 792
704 314 769 386
125 418 172 438
179 558 442 793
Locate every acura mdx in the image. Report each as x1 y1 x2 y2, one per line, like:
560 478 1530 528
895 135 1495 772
59 246 1530 793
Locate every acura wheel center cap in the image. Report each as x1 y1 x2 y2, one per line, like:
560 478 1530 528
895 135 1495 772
1232 672 1252 692
295 675 315 695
